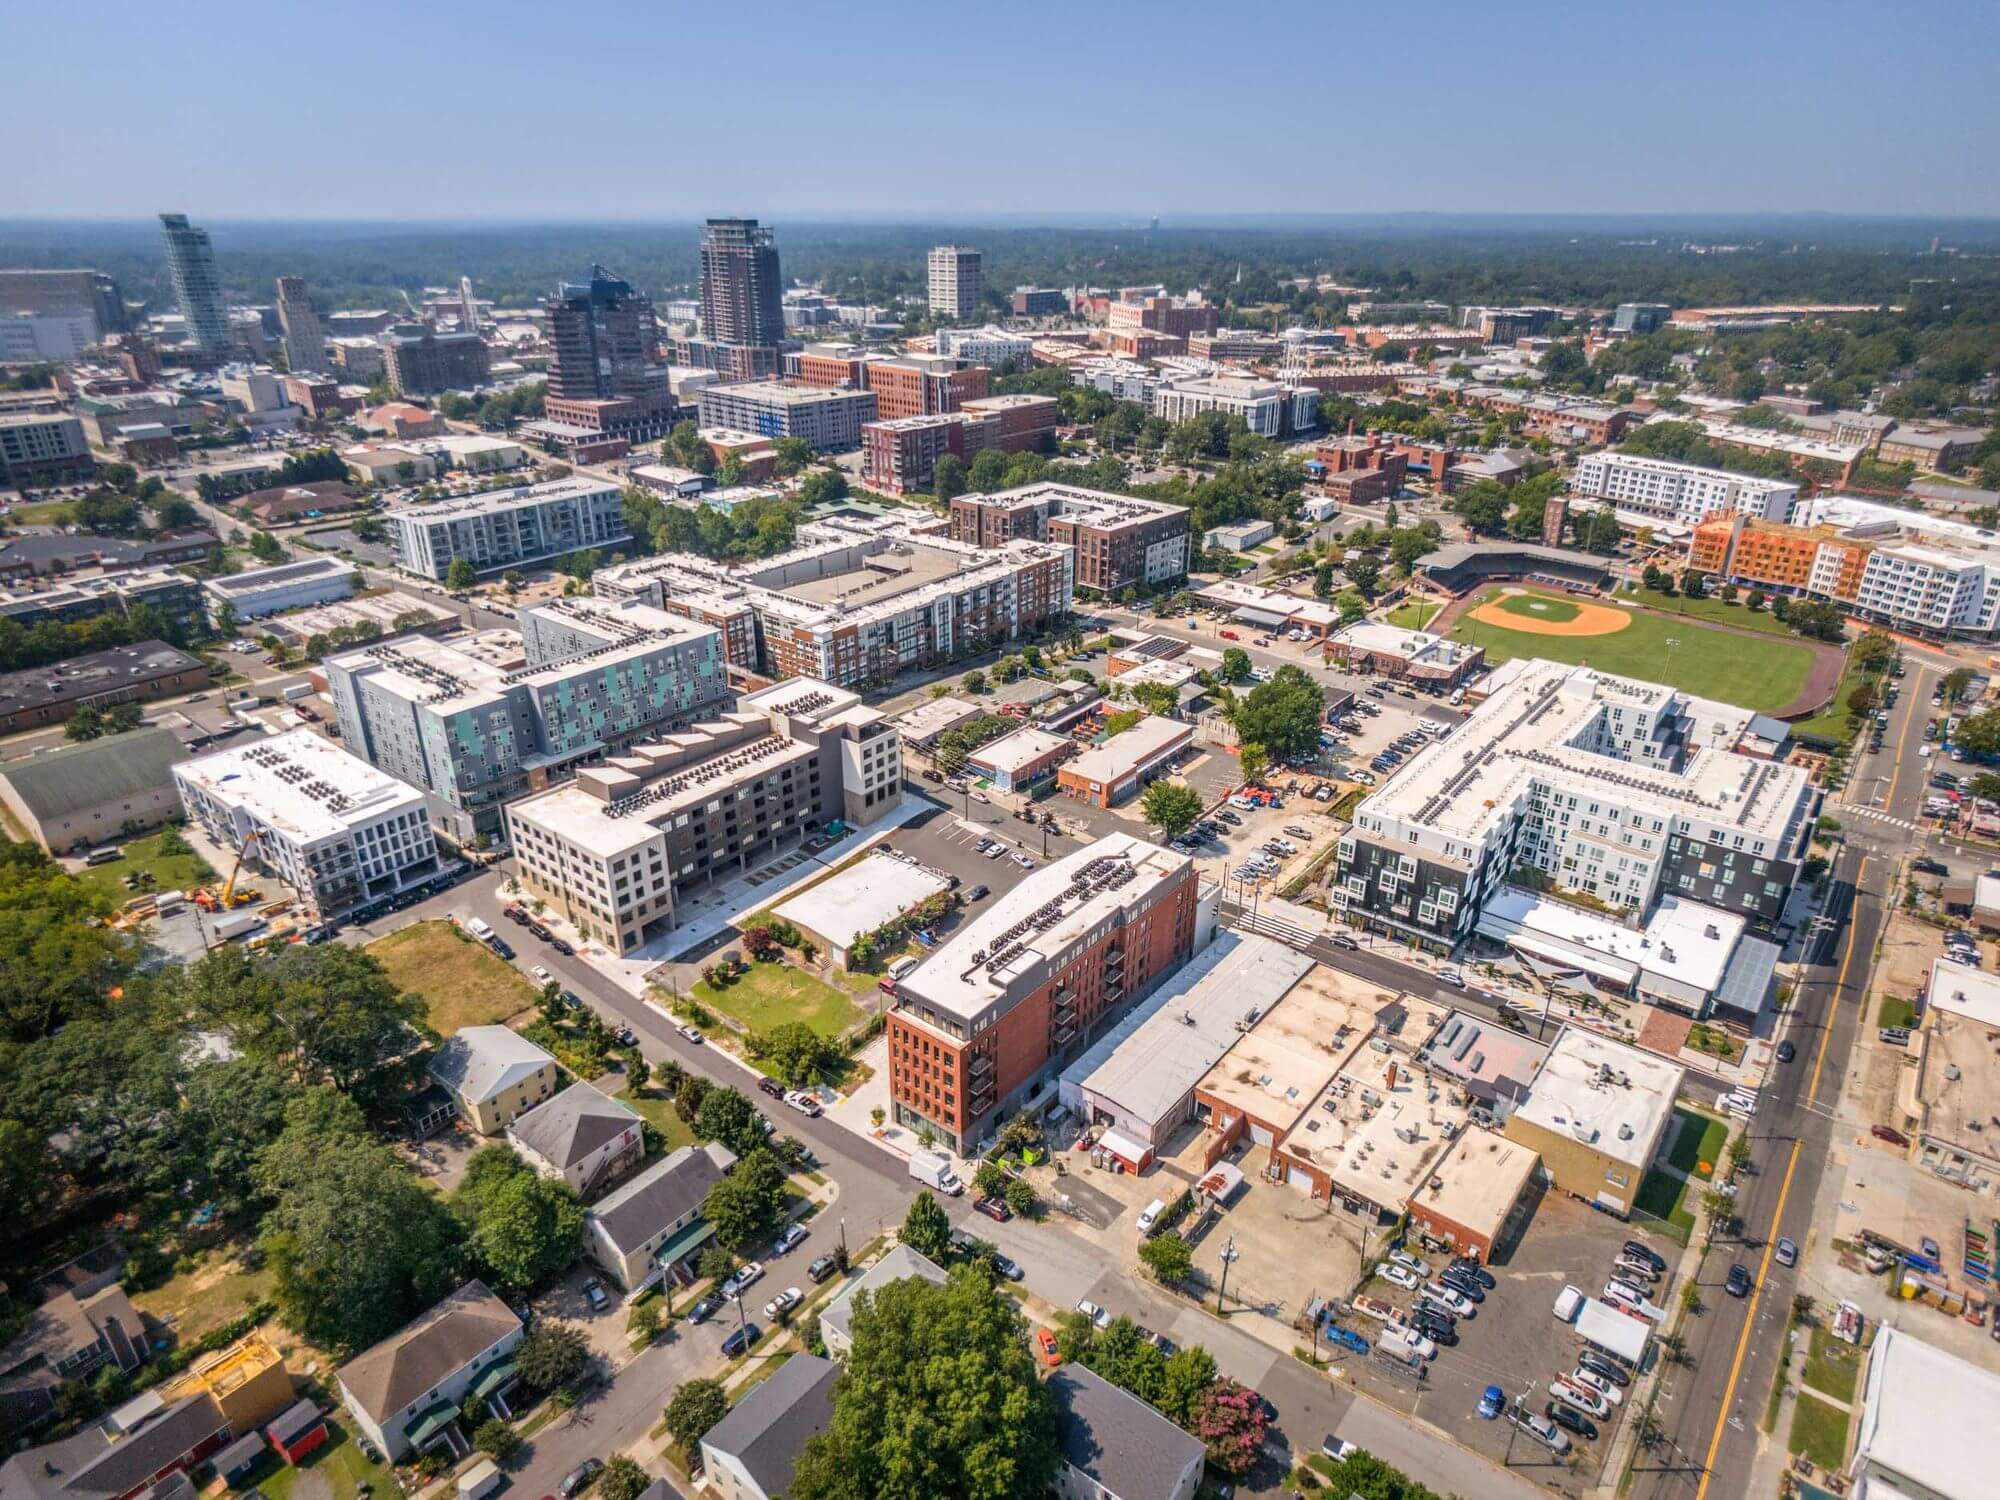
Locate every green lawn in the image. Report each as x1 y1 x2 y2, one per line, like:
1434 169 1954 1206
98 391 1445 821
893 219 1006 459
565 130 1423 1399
129 1248 274 1342
369 920 539 1035
1453 589 1818 713
1633 1168 1695 1243
624 1088 701 1154
1384 599 1440 629
1788 1393 1851 1472
1493 592 1582 623
1877 995 1920 1029
5 498 77 527
1803 1325 1862 1404
1791 647 1877 746
71 829 216 905
255 1415 395 1500
694 960 865 1040
1665 1107 1728 1179
1618 586 1801 637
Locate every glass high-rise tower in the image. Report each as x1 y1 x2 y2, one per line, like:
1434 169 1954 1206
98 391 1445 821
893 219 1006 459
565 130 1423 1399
158 213 232 353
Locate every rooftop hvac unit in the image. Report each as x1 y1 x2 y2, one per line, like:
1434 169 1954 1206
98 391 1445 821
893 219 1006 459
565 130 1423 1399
1617 1123 1635 1141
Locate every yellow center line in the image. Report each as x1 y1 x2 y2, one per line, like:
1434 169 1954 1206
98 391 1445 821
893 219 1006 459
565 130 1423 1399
1692 858 1866 1500
1882 669 1927 812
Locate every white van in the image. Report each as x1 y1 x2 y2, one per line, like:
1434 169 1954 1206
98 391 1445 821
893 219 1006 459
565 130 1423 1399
1722 1090 1758 1118
457 1459 503 1500
463 916 495 942
889 955 919 979
1136 1198 1167 1236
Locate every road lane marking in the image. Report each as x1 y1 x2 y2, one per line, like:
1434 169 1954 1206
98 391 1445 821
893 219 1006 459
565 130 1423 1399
1809 854 1867 1109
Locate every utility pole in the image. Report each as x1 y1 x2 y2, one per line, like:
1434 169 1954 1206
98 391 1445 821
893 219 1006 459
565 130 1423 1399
1217 1236 1239 1314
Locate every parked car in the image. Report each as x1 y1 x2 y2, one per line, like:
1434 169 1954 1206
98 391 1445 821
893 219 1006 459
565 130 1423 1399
1478 1385 1505 1419
1872 1123 1910 1146
773 1224 808 1255
559 1459 604 1497
1568 1367 1623 1405
720 1261 765 1299
1622 1241 1667 1274
488 936 515 959
1035 1327 1062 1367
1376 1263 1420 1290
1450 1258 1496 1289
1438 1269 1486 1301
583 1280 608 1312
1776 1236 1800 1268
1511 1409 1571 1454
530 965 553 984
1387 1248 1427 1275
613 1024 636 1046
1549 1378 1609 1419
679 1023 705 1044
784 1090 822 1118
975 1195 1012 1223
1725 1264 1753 1299
1602 1279 1649 1311
1076 1299 1112 1329
1577 1350 1629 1387
968 884 990 901
1546 1401 1599 1441
989 1251 1024 1282
807 1254 839 1283
720 1323 760 1358
1328 932 1359 950
549 938 575 957
1321 1436 1360 1461
1612 1255 1660 1285
764 1287 802 1319
1421 1284 1475 1317
758 1077 786 1099
688 1294 723 1323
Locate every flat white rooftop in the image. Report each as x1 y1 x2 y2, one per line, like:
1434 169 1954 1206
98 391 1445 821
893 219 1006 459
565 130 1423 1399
1333 621 1475 665
1853 1324 2000 1500
1064 715 1189 785
175 728 425 843
1411 1128 1541 1242
1926 957 2000 1028
202 555 358 599
394 474 616 522
774 852 950 955
1477 887 1747 995
1511 1027 1684 1172
892 695 984 744
968 726 1069 776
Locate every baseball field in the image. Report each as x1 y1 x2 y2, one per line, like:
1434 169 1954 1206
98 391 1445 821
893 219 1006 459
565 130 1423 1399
1450 585 1833 714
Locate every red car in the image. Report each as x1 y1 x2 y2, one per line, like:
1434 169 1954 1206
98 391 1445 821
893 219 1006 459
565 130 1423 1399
1035 1327 1061 1367
975 1195 1012 1223
1872 1124 1911 1147
1220 630 1240 641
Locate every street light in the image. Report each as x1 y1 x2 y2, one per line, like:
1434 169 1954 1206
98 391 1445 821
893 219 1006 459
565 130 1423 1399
1217 1236 1239 1313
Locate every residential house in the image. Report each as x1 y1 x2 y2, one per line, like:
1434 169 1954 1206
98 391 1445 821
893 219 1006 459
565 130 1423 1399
0 1393 231 1500
697 1354 839 1500
0 1279 146 1436
334 1281 524 1463
1047 1363 1206 1500
506 1086 643 1197
428 1027 558 1134
584 1142 738 1293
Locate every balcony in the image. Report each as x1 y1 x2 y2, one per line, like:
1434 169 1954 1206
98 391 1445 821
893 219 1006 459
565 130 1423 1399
1052 1020 1077 1047
968 1052 994 1079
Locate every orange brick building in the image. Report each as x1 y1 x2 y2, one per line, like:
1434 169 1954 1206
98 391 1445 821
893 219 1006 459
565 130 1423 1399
1689 515 1872 600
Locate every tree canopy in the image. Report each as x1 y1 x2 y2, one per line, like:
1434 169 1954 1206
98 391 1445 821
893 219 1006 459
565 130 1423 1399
1231 666 1325 762
1141 781 1205 841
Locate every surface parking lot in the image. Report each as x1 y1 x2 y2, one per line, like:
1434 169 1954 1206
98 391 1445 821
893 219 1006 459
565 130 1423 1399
1324 1191 1670 1489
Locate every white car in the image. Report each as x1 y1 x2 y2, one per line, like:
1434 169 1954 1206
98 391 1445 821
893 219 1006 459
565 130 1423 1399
1012 853 1036 869
1420 1283 1475 1317
1375 1262 1420 1290
1387 1248 1427 1275
1384 1322 1436 1360
1549 1378 1610 1418
763 1287 802 1319
784 1090 822 1117
1076 1299 1112 1329
720 1261 765 1298
1568 1367 1623 1406
1602 1279 1649 1311
530 964 554 983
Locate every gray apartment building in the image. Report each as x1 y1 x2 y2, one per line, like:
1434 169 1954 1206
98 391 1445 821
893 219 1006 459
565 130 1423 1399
0 413 95 488
385 476 631 579
326 597 728 841
692 382 877 452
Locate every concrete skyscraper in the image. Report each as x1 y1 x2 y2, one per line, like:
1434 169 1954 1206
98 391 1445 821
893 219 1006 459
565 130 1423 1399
698 218 785 349
540 265 674 447
927 246 982 321
158 214 232 353
274 276 328 373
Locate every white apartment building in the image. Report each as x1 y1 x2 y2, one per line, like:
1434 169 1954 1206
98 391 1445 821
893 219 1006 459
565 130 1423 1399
691 382 877 452
1570 452 1797 527
0 312 94 362
386 475 631 579
1853 543 2000 635
173 729 441 916
1069 358 1161 406
1151 375 1318 437
931 325 1034 368
926 246 982 321
505 678 902 954
1331 660 1819 952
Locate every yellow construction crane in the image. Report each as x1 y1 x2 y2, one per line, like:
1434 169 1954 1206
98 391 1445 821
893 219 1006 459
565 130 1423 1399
220 830 263 907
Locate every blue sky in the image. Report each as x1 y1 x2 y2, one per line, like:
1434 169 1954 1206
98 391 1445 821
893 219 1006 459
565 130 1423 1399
6 0 1996 219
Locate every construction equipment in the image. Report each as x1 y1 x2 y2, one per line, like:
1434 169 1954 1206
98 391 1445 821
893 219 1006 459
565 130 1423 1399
220 831 262 907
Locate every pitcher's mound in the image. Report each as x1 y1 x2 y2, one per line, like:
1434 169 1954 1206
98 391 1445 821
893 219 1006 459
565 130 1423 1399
1471 589 1632 638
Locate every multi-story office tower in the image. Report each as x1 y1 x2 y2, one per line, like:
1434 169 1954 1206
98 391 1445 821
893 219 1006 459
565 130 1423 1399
505 678 902 954
542 266 674 445
1612 302 1672 335
595 510 1074 688
947 482 1190 595
459 276 479 330
886 832 1202 1151
1152 375 1320 438
1011 287 1066 317
1330 658 1818 949
699 219 785 349
380 324 490 396
0 270 126 340
158 214 232 353
173 729 441 915
274 276 329 374
1570 452 1797 528
385 476 631 579
326 597 729 841
927 246 981 321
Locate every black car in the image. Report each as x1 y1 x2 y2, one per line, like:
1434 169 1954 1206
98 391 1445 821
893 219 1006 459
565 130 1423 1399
559 1459 603 1497
1776 1040 1796 1063
549 937 575 957
1409 1316 1457 1346
1577 1350 1630 1387
758 1077 786 1099
1725 1263 1753 1298
528 922 553 940
504 907 529 924
1449 1259 1497 1289
1546 1401 1599 1441
721 1323 760 1357
488 936 515 959
968 885 990 901
1622 1241 1668 1274
1912 857 1950 875
1438 1270 1486 1302
807 1254 839 1284
688 1294 723 1324
559 989 584 1011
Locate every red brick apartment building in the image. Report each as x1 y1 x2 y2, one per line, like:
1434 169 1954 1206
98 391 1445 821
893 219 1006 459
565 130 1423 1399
957 394 1059 453
947 482 1192 594
795 349 988 422
862 414 975 495
886 834 1199 1152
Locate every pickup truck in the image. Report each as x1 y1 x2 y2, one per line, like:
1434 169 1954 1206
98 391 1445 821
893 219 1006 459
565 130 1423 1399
1350 1294 1398 1323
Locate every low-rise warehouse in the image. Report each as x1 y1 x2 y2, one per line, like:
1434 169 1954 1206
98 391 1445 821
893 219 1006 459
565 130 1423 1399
966 726 1072 793
0 641 210 736
1191 579 1339 637
201 556 360 622
771 850 952 969
891 695 985 752
0 725 189 852
1504 1028 1683 1217
1416 1008 1549 1121
1058 715 1193 807
1915 957 2000 1188
1058 934 1316 1149
1324 621 1484 692
1273 1044 1469 1220
1405 1127 1540 1262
